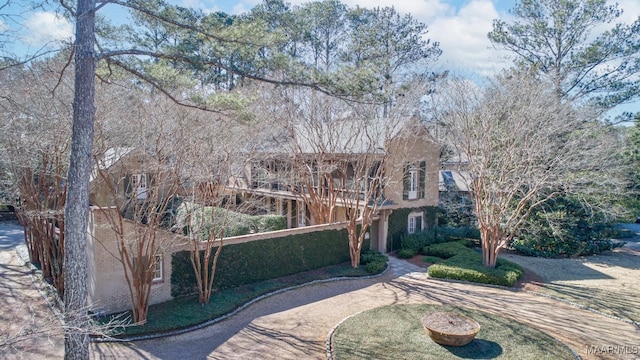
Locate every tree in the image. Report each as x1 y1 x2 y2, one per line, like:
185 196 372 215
438 71 623 267
176 113 256 304
0 57 73 296
254 79 430 267
92 92 190 323
488 0 640 113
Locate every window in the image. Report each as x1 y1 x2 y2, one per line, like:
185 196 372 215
297 202 306 227
408 166 418 200
404 161 425 201
131 173 148 199
152 254 163 282
408 212 424 234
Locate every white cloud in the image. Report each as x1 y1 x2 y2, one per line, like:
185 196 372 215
426 0 510 76
615 0 640 25
23 11 73 46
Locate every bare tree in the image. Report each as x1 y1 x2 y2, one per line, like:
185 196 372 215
0 58 73 296
92 93 188 323
176 115 256 304
254 83 428 267
437 71 623 267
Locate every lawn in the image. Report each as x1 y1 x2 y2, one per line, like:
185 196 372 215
332 304 577 360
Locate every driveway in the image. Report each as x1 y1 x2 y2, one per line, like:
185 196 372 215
93 259 640 360
0 221 63 359
1 221 638 360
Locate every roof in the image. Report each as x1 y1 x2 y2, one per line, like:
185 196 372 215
255 116 427 155
439 170 470 192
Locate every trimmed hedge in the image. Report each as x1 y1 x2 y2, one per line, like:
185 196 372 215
425 240 524 287
176 202 287 238
171 228 372 297
397 248 416 259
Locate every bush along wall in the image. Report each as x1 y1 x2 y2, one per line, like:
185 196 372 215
171 228 369 298
387 206 438 252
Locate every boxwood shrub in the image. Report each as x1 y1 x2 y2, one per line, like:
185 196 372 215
424 240 524 287
397 248 416 259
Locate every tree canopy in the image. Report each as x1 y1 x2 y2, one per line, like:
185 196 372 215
488 0 640 114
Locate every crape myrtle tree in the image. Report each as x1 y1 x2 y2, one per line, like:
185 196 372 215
0 57 73 296
256 79 431 267
438 70 623 268
488 0 640 116
92 92 190 323
175 113 257 305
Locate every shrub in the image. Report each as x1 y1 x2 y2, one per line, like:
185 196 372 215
366 260 386 274
513 195 624 257
422 241 470 259
422 256 442 264
359 249 388 274
400 229 444 252
425 241 524 287
397 248 416 259
438 226 481 240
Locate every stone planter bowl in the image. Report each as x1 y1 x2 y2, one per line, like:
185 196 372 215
420 312 481 347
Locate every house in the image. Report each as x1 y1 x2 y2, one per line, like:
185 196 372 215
84 116 441 314
228 116 441 252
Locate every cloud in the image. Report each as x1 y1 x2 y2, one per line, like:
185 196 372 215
22 11 73 46
428 0 510 76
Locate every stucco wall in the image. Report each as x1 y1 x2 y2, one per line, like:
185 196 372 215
384 126 440 208
87 207 185 314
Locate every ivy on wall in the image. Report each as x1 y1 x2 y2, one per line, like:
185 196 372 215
387 206 438 252
171 228 369 297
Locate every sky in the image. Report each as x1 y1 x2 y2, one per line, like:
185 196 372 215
4 0 640 117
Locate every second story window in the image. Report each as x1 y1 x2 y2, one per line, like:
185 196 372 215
132 173 147 199
404 161 426 201
408 166 418 200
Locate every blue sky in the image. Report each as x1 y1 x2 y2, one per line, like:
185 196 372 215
4 0 639 117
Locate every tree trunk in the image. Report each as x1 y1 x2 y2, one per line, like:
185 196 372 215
480 225 498 268
64 0 96 358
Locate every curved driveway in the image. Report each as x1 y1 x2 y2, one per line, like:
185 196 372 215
1 220 638 360
92 257 640 360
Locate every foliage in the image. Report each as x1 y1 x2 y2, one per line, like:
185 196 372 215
512 196 625 257
171 228 357 297
365 260 386 274
488 0 640 111
387 206 438 252
422 255 442 264
176 202 286 238
102 261 372 336
399 229 444 252
424 240 524 286
396 248 416 259
437 226 481 240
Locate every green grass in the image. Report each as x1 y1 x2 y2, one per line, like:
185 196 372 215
98 261 374 337
332 304 576 360
424 241 524 287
